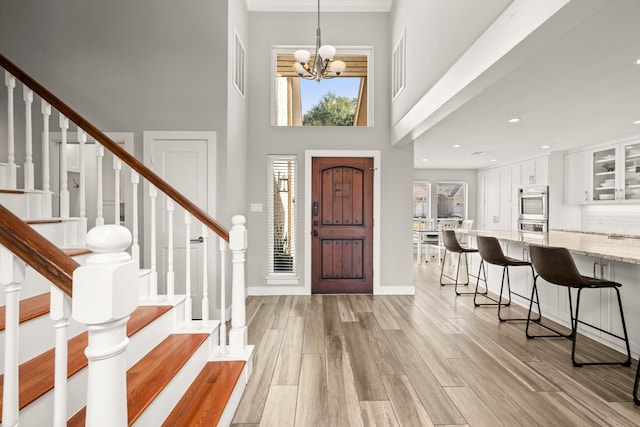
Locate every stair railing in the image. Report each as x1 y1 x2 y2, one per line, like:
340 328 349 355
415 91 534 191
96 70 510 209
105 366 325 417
0 53 250 425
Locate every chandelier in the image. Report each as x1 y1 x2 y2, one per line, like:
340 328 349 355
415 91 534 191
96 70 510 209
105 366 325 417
292 0 346 82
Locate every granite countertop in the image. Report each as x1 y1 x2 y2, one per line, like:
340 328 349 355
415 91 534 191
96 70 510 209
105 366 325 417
468 229 640 265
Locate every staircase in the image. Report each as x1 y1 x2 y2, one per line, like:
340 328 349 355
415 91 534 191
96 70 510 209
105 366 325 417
0 54 253 426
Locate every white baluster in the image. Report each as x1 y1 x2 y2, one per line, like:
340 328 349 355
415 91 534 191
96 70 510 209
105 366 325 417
166 198 175 298
184 211 192 325
78 129 88 242
218 237 227 354
0 248 26 426
113 157 122 225
201 225 209 323
50 285 71 427
59 114 69 218
5 72 17 189
149 185 158 298
72 225 137 427
23 86 34 190
130 171 139 267
229 215 248 355
96 145 104 226
41 100 52 216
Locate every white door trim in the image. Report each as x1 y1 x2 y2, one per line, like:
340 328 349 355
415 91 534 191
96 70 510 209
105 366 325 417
304 150 381 294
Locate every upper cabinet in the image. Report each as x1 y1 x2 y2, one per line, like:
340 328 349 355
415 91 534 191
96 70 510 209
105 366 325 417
564 150 589 204
521 156 548 186
565 138 640 205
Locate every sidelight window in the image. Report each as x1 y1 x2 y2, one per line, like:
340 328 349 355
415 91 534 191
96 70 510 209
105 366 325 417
267 155 298 284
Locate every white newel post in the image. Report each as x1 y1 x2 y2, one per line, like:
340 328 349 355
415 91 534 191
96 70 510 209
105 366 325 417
184 212 192 324
5 72 17 189
0 248 25 427
201 225 209 323
50 285 71 427
23 87 34 191
72 225 138 427
228 215 248 355
166 198 175 298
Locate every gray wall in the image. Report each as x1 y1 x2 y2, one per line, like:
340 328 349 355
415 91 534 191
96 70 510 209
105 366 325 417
413 169 478 225
246 11 415 292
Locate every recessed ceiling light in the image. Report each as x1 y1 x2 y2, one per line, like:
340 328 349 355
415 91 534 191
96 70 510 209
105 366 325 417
421 158 428 162
541 145 550 149
635 58 640 65
508 117 521 123
634 120 640 124
491 159 497 162
452 144 461 148
471 151 489 156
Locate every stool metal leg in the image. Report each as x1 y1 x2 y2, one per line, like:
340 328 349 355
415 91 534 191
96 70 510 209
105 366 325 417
440 250 474 295
497 265 540 323
527 280 632 367
634 361 640 405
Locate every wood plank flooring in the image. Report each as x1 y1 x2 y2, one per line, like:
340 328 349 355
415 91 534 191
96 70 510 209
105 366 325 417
231 261 640 426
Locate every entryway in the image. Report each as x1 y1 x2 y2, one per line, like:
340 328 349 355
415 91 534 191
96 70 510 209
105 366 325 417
311 156 374 293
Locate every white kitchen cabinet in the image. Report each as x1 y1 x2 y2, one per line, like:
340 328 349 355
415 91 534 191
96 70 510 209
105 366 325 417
590 138 640 203
564 150 590 204
521 156 548 186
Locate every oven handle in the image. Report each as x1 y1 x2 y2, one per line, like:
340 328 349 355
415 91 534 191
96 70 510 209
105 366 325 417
519 193 547 198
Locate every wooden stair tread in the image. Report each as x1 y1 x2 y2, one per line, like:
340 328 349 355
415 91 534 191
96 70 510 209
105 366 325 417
0 293 50 331
162 360 245 427
62 248 92 257
25 219 63 225
0 305 173 420
0 189 25 194
68 333 209 426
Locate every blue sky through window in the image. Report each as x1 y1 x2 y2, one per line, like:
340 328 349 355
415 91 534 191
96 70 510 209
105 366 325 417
300 77 361 116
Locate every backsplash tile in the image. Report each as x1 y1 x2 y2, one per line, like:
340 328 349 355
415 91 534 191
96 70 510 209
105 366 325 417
582 205 640 234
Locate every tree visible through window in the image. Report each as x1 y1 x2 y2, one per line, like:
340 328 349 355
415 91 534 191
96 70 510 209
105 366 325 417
303 92 356 126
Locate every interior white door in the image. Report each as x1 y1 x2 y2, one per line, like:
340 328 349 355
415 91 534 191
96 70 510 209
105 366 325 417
144 132 216 320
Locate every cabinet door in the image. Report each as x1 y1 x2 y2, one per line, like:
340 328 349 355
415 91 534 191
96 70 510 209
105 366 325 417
521 159 535 186
591 146 617 202
564 151 589 204
485 168 501 229
534 156 549 186
621 140 640 202
499 166 512 230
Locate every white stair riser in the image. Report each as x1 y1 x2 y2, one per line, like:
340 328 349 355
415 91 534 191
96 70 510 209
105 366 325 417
0 191 46 219
0 315 85 375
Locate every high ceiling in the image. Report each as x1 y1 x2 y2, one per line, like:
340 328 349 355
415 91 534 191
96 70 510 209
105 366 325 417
409 0 640 169
248 1 640 170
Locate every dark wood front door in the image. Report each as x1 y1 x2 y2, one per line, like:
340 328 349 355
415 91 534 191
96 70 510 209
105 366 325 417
311 157 373 294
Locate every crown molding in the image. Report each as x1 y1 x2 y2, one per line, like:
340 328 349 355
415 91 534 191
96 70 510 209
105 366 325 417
246 0 392 13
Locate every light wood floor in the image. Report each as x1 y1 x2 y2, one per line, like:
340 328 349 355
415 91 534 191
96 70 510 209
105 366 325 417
231 261 640 426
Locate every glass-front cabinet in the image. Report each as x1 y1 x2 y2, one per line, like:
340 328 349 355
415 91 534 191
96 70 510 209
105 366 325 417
623 141 640 201
592 146 617 202
590 139 640 203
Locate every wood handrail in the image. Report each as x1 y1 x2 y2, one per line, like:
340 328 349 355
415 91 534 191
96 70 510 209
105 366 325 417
0 205 78 296
0 53 229 242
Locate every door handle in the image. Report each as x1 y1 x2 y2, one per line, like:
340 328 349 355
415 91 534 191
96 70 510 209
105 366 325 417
190 236 204 243
313 230 318 237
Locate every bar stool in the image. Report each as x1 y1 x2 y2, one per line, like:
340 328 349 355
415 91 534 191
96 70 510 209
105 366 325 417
527 244 631 367
440 229 478 296
474 236 540 322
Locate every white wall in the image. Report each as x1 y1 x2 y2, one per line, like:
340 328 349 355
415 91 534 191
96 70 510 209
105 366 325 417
389 0 513 125
246 11 415 293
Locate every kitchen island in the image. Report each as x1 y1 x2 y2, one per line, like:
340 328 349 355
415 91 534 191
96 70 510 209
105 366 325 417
463 229 640 359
